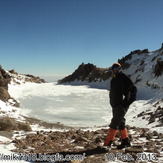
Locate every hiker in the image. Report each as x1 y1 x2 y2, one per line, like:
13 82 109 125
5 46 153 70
104 63 137 149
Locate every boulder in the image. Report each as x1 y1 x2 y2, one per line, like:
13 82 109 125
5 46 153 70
0 117 32 131
0 117 17 131
154 59 163 77
0 65 11 102
0 87 10 102
17 121 32 131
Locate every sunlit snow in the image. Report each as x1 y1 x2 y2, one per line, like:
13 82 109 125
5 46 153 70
9 82 111 127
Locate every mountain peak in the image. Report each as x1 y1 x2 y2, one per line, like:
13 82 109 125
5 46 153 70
58 62 111 83
58 43 163 89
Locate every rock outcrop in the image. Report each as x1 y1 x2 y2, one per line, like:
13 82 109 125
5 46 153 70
0 66 46 102
0 117 31 131
154 59 163 77
0 65 11 102
58 63 112 83
9 69 46 84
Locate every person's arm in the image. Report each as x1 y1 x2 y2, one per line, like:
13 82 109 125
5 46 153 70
128 85 137 105
123 74 137 107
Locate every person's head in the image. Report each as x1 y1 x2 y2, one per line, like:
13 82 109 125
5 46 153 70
112 63 121 75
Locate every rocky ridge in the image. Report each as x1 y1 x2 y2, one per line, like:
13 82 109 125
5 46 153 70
58 63 111 83
0 66 45 103
8 69 46 85
58 44 163 87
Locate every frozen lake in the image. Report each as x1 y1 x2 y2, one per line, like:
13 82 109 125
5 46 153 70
9 82 111 127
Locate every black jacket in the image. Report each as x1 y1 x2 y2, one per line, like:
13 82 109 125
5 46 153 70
109 72 137 108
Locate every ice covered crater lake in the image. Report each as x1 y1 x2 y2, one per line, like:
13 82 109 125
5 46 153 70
9 82 111 127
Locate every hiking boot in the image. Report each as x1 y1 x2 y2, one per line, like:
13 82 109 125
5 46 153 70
104 128 117 146
117 138 131 149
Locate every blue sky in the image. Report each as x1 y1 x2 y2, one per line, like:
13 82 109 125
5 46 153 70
0 0 163 79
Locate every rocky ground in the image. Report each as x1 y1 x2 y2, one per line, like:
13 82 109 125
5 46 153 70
9 125 163 163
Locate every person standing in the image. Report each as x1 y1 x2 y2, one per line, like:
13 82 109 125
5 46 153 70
104 63 137 149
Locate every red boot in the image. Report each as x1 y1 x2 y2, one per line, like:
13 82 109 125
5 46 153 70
103 128 117 147
120 128 128 139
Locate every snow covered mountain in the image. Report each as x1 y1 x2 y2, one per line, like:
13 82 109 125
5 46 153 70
59 44 163 89
119 44 163 89
58 44 163 131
